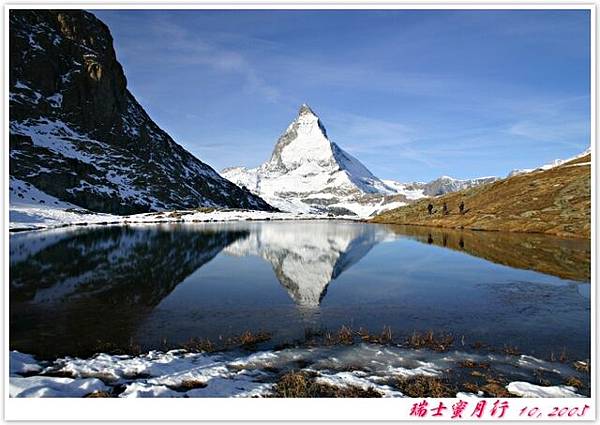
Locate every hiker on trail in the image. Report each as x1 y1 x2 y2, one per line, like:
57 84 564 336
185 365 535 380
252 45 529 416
459 201 465 214
442 202 448 215
427 203 434 215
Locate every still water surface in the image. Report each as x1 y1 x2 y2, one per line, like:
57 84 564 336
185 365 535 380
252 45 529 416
10 221 590 360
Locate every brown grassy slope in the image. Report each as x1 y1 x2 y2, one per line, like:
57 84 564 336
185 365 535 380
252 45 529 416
371 154 591 239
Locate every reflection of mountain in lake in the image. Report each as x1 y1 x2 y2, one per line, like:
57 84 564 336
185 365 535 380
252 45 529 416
224 222 392 306
386 224 590 282
10 225 247 357
11 225 247 304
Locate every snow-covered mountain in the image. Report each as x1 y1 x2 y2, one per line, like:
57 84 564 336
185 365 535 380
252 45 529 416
406 176 499 196
222 105 405 217
222 105 501 217
9 10 272 215
508 147 592 177
224 222 392 306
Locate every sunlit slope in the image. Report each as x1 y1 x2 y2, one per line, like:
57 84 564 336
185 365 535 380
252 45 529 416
372 154 591 239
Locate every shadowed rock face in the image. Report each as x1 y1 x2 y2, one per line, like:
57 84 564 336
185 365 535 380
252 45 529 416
224 222 392 306
9 10 273 214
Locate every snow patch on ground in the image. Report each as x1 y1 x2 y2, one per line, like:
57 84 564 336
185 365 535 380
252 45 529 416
9 176 117 231
10 351 43 375
10 178 362 232
506 381 584 398
9 345 587 398
9 351 107 398
10 376 108 398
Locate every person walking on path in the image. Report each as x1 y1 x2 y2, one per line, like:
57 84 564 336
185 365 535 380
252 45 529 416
459 201 465 214
427 203 434 215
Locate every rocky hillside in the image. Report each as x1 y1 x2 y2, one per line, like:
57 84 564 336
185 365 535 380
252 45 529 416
9 10 273 215
372 153 591 238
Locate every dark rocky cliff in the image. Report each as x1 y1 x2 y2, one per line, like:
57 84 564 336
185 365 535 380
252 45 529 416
9 10 274 214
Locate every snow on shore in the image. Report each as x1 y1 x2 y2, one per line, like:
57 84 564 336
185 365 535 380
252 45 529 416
9 206 347 233
9 177 353 232
506 382 584 398
9 345 587 398
10 376 108 398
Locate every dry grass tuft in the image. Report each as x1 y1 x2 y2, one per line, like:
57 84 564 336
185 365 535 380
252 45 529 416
573 360 590 373
237 330 272 346
502 345 521 356
396 375 455 398
84 391 113 398
481 382 512 397
550 347 569 363
324 325 355 345
91 340 143 356
272 371 381 398
406 330 454 352
564 376 584 389
181 330 272 353
357 326 393 344
471 341 488 350
181 337 216 353
462 381 480 393
459 359 490 369
168 379 208 392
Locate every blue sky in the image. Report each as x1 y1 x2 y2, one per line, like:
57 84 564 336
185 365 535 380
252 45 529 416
93 9 590 182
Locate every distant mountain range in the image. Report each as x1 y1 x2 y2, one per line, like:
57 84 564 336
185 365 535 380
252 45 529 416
9 10 272 215
222 105 498 217
507 148 591 177
383 176 499 198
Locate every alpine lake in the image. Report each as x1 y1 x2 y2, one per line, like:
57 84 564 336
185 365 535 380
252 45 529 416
10 220 591 395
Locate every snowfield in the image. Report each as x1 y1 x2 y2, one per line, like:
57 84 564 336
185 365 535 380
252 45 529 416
9 346 586 398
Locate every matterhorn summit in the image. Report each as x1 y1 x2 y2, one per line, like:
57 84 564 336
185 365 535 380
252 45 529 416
222 104 400 216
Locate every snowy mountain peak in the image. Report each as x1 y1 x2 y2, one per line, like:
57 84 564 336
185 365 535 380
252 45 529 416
222 105 399 216
299 103 317 117
267 104 331 171
264 104 334 171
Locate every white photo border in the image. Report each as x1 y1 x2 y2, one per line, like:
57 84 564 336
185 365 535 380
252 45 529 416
2 1 596 421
